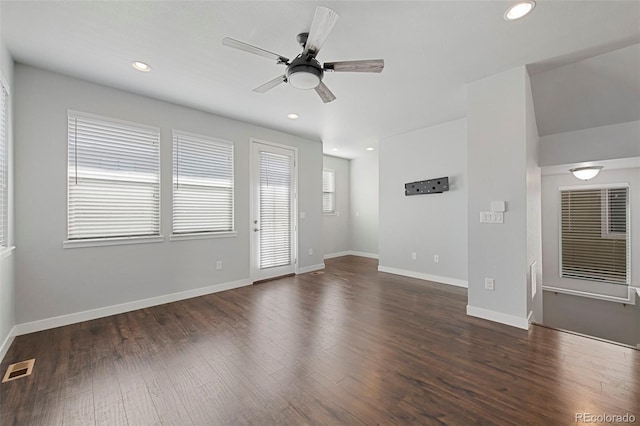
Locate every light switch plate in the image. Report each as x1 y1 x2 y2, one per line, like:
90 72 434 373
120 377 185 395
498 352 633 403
491 201 506 212
480 212 504 224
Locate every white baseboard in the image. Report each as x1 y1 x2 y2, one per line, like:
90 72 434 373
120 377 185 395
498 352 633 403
466 305 530 330
324 251 379 260
378 265 468 288
349 251 378 259
324 251 351 259
296 263 325 274
15 278 252 336
0 325 16 363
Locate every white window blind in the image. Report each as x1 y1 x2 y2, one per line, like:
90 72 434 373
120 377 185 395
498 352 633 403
560 186 629 285
260 151 292 269
173 131 234 234
0 82 8 247
67 111 160 240
322 169 335 213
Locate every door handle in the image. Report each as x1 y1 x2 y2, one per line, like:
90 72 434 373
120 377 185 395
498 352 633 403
254 228 260 232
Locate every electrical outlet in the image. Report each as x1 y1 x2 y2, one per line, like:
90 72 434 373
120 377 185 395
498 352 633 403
485 278 495 291
411 252 417 260
216 261 223 270
308 248 313 256
433 255 439 263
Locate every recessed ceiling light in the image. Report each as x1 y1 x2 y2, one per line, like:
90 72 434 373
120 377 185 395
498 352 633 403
131 61 151 72
331 148 339 152
366 147 374 151
504 1 536 21
287 113 299 119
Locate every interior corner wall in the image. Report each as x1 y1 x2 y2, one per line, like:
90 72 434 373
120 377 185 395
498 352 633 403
467 66 532 328
13 64 323 327
0 37 16 361
379 118 468 286
322 155 350 257
349 151 378 257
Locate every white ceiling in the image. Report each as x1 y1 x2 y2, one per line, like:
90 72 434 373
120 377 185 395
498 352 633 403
1 1 639 159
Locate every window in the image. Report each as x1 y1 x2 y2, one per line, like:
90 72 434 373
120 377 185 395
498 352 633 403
0 81 7 248
67 111 160 240
560 185 629 285
602 188 627 238
172 131 234 235
259 150 293 269
322 168 335 214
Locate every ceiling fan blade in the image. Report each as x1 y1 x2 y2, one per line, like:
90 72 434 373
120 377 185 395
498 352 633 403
222 37 289 63
303 7 339 56
324 59 385 73
253 75 287 93
314 81 336 103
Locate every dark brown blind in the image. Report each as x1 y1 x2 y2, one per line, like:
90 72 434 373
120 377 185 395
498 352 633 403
560 186 629 285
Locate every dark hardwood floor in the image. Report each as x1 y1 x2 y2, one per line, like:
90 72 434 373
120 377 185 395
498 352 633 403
1 256 638 425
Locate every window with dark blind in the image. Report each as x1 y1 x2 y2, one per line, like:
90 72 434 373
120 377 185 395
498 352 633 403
0 82 8 248
67 111 160 240
322 169 335 214
560 185 629 285
172 131 234 235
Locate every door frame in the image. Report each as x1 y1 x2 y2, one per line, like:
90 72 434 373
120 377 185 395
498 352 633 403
249 138 298 282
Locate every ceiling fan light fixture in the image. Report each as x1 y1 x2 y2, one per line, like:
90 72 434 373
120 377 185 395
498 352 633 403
569 166 603 181
287 67 322 90
504 1 536 21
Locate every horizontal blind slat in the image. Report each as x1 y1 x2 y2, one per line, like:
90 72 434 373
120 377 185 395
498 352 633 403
68 113 160 240
260 151 292 269
560 187 629 285
0 84 7 246
172 132 234 234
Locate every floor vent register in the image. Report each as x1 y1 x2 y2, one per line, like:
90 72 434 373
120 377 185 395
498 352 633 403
2 359 35 383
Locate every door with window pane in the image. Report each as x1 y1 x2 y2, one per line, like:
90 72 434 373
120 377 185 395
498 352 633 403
251 141 296 281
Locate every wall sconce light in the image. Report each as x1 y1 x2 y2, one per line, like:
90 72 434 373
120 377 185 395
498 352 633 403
569 166 603 181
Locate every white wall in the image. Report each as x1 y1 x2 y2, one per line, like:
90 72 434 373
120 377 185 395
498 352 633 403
539 120 640 166
541 167 640 297
467 66 540 329
530 44 640 136
349 151 378 257
379 118 467 286
525 71 543 323
323 155 350 257
0 35 15 361
14 64 323 328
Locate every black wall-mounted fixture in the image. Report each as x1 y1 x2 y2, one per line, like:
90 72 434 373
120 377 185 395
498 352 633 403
405 177 449 196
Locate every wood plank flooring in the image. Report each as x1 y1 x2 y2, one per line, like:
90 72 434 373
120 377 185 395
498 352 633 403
1 256 638 425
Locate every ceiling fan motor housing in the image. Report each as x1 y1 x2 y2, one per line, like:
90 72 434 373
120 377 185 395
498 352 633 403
286 55 324 90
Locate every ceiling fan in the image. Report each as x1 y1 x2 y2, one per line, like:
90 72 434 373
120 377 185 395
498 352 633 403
222 6 384 103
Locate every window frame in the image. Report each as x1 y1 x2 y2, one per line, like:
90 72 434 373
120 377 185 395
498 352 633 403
0 77 10 253
0 78 10 251
558 183 630 286
600 187 627 240
64 110 162 248
170 130 236 240
322 168 336 215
